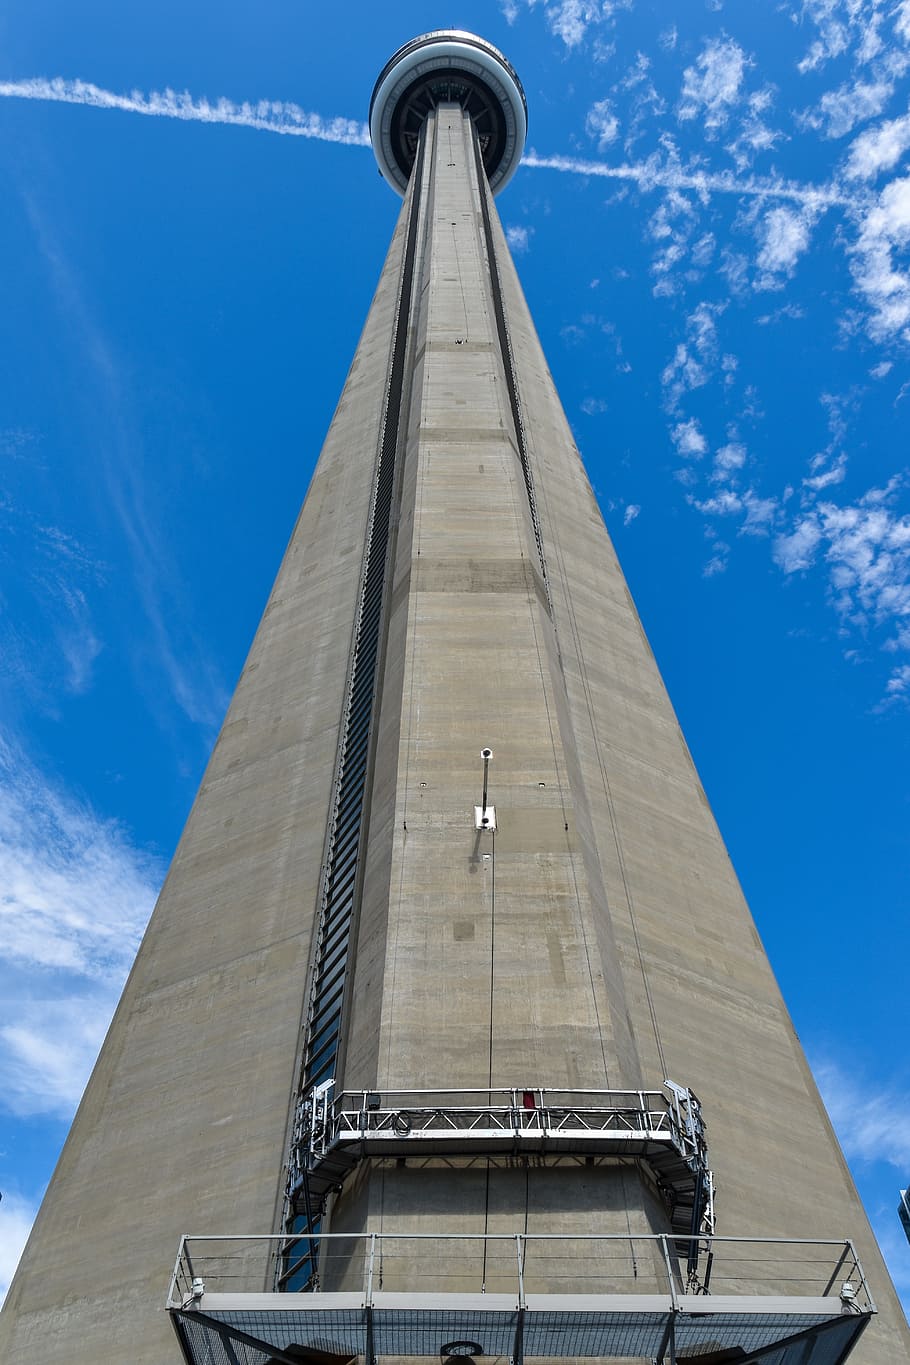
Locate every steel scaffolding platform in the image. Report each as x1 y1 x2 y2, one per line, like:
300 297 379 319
286 1082 715 1253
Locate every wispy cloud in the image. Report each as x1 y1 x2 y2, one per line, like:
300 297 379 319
814 1057 910 1170
678 37 749 133
586 97 620 148
506 224 533 253
0 77 370 145
849 175 910 340
21 191 229 733
800 78 895 139
500 0 631 48
755 204 817 287
0 735 161 1118
661 302 724 411
773 477 910 640
811 1053 910 1312
0 1191 40 1307
671 417 708 458
794 0 866 73
845 108 910 181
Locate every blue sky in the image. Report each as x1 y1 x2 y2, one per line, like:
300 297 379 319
1 0 909 1316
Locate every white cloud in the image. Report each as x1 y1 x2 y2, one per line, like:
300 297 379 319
671 418 708 458
504 0 630 47
804 450 848 490
850 174 910 339
586 97 619 148
898 0 910 42
814 1059 910 1169
1 999 120 1115
0 737 160 1117
869 359 892 377
845 108 910 180
795 1 854 72
678 37 749 132
703 543 731 576
792 0 909 73
773 518 823 571
741 492 779 533
714 441 747 474
692 489 742 515
802 79 894 139
0 76 371 145
690 483 780 536
649 190 696 242
661 303 727 410
549 0 596 46
506 225 532 253
663 349 705 407
774 478 910 641
0 1191 40 1307
884 661 910 696
689 301 723 356
647 190 701 294
692 232 716 267
726 90 784 170
581 396 609 414
623 503 640 525
755 205 815 286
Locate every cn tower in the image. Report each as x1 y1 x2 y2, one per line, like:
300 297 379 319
1 31 907 1365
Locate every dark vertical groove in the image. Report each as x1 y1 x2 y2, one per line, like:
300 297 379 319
278 129 427 1286
472 128 552 613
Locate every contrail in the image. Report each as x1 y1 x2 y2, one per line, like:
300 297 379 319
0 77 371 146
521 150 851 210
0 76 851 209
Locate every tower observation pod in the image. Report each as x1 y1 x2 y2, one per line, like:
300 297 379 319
370 31 527 195
2 29 908 1365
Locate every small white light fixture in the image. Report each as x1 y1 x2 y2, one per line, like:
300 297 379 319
190 1277 205 1300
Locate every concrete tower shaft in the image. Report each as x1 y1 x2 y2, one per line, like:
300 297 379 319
1 30 908 1365
345 103 640 1099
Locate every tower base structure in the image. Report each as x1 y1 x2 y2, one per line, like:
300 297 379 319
167 1233 873 1365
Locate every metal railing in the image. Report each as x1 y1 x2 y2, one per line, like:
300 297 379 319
292 1080 709 1167
167 1231 875 1314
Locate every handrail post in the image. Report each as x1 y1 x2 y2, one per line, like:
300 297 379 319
365 1233 376 1307
847 1239 876 1312
660 1235 678 1313
167 1235 187 1308
182 1236 197 1288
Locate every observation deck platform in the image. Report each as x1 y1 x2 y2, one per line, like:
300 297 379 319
167 1233 874 1365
